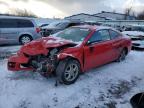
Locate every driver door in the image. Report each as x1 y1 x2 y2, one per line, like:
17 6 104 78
83 29 114 71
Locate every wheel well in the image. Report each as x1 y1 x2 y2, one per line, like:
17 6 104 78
19 34 33 42
60 56 82 72
123 47 128 55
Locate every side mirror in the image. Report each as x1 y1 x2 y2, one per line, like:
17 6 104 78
86 41 92 46
86 40 101 46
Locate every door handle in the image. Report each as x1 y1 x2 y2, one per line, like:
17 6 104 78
89 46 94 52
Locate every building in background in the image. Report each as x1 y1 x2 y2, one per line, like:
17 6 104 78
65 11 136 22
94 11 136 20
64 13 107 22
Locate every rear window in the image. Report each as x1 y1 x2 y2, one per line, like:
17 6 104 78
0 18 34 28
109 30 121 39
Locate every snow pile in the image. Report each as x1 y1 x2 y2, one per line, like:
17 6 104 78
0 45 21 53
0 50 144 108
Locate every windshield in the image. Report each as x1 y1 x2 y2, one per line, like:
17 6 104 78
48 21 69 28
53 27 90 43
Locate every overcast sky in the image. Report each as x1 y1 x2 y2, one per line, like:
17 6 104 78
0 0 144 18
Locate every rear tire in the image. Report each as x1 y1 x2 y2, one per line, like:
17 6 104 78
56 59 80 85
117 49 127 62
19 35 33 45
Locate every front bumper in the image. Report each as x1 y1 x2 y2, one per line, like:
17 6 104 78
8 55 33 71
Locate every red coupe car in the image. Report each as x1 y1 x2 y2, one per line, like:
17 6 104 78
8 25 132 85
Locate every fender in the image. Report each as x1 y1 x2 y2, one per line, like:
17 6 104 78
57 52 84 72
57 53 75 60
18 32 33 38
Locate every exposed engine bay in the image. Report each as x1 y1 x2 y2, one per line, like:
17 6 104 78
21 44 77 76
30 48 59 74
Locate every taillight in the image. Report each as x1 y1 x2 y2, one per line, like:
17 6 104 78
36 27 41 33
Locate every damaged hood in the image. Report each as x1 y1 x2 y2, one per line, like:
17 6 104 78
19 36 77 56
41 36 77 48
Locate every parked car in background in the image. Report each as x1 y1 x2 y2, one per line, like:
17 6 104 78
39 23 49 27
122 31 144 39
84 21 102 26
131 40 144 49
40 20 83 36
8 25 131 85
122 31 144 49
0 16 42 45
125 25 144 32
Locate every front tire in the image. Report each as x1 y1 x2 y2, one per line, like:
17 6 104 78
56 59 80 85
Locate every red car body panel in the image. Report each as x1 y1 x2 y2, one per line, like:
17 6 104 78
19 37 75 56
8 55 32 71
8 25 132 73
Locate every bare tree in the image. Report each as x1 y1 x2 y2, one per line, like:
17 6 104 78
112 10 116 13
11 8 37 18
124 8 132 20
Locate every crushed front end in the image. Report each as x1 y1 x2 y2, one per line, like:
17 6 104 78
7 37 77 77
8 44 58 75
8 54 31 71
8 40 50 71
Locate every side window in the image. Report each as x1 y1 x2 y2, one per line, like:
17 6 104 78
0 19 17 28
18 19 34 28
109 30 120 39
88 31 102 43
99 30 110 41
88 29 110 43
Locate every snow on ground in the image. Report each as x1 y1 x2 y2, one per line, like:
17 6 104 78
0 45 21 59
0 47 144 108
0 45 21 53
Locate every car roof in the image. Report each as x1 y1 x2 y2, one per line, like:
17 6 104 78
0 16 38 26
73 25 113 30
0 16 34 20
